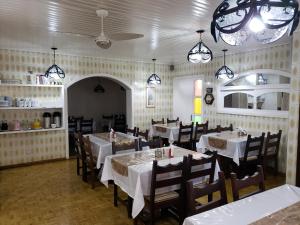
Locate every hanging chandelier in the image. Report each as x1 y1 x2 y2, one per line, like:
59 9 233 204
211 0 300 46
215 49 235 79
45 47 65 79
147 59 161 85
187 30 213 63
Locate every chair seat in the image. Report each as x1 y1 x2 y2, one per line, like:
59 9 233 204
145 191 179 203
240 155 258 162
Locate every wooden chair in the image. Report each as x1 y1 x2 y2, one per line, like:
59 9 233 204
174 122 194 149
80 119 93 134
192 121 208 150
151 118 164 125
235 133 265 178
167 117 179 124
135 159 186 225
230 165 265 201
81 136 99 189
263 130 282 177
125 125 138 137
136 129 149 141
186 152 217 204
206 127 219 134
139 138 163 151
186 171 227 217
73 132 87 179
112 139 139 217
217 124 233 132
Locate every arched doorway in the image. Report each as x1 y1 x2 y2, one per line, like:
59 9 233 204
64 74 134 158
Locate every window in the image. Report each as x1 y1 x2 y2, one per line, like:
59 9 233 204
217 70 291 118
192 80 203 123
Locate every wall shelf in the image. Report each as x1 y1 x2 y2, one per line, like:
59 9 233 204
0 127 65 135
0 107 63 110
0 84 63 88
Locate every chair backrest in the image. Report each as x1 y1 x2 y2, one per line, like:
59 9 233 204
112 139 139 155
193 121 208 141
139 138 163 150
150 159 186 205
137 129 149 141
151 118 164 125
82 135 96 170
167 117 179 124
230 165 265 201
217 124 233 132
178 122 194 143
81 119 93 134
242 133 265 162
186 151 217 184
206 127 219 134
125 125 138 136
186 171 227 216
74 132 86 159
264 130 282 158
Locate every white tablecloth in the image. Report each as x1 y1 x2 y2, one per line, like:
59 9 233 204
149 123 179 142
101 148 220 218
197 131 260 165
183 184 300 225
87 132 138 169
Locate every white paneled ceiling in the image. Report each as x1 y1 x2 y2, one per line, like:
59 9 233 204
0 0 292 64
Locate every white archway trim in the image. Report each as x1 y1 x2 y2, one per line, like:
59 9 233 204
64 73 134 158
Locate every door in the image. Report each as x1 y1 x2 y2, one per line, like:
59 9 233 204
173 76 203 124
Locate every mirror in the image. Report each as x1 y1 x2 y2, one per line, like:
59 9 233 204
257 92 289 111
224 93 254 109
226 73 290 86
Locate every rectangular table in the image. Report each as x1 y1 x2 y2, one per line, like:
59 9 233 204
101 146 220 218
197 131 260 165
149 123 179 141
86 132 138 169
183 184 300 225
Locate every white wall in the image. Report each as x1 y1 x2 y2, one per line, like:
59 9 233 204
67 77 126 131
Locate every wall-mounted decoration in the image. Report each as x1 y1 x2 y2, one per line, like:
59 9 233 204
204 88 214 105
146 86 155 108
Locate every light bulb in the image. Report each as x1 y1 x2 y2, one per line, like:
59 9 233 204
249 17 265 33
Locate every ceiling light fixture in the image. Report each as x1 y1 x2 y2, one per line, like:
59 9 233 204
215 49 234 79
147 59 161 85
45 47 65 79
187 30 213 63
211 0 300 46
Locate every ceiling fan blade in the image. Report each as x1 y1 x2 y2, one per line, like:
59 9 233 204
108 33 144 41
51 30 96 39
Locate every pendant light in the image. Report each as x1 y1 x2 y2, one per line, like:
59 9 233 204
187 30 213 63
147 59 161 85
215 49 234 79
211 0 300 46
44 47 65 79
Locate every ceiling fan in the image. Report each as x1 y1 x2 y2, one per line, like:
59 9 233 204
53 9 144 49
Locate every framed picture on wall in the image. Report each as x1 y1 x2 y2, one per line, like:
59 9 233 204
146 87 155 108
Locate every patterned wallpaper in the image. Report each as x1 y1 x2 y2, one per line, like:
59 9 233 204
176 42 300 183
0 49 173 166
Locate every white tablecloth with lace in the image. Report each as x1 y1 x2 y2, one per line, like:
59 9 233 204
101 147 220 218
149 123 179 142
183 184 300 225
86 132 138 169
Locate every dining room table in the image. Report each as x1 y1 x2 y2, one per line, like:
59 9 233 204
85 132 138 169
183 184 300 225
197 130 261 165
149 122 179 142
100 146 220 218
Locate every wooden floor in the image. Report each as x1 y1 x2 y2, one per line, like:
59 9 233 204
0 160 285 225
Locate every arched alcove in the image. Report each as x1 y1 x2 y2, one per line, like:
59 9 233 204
64 74 134 158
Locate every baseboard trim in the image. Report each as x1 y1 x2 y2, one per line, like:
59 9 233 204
0 158 67 170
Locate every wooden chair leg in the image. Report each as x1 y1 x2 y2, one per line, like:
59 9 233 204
274 158 278 176
127 196 133 218
82 162 88 182
76 157 80 175
114 183 118 207
91 170 96 189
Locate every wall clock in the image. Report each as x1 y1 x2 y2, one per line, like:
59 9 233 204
204 88 214 105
